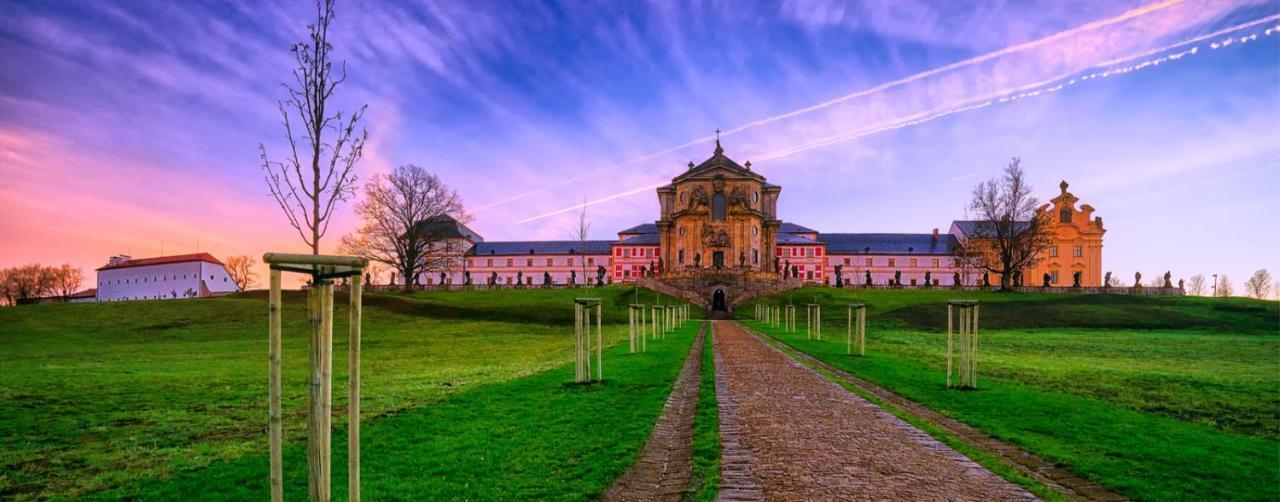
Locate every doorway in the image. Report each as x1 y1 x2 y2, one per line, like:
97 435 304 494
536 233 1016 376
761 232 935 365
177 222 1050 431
712 289 727 311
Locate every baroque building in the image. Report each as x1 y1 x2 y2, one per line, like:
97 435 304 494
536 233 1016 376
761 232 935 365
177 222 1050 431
410 143 1105 306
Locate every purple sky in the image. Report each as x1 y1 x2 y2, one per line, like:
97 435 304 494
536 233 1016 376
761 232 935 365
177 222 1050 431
1 0 1277 292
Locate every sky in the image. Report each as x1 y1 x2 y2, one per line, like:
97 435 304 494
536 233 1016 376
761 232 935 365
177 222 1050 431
1 0 1278 293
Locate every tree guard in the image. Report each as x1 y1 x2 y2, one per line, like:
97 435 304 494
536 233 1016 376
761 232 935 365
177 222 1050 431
629 304 647 353
947 299 980 389
263 252 368 502
575 298 604 383
785 305 796 333
847 303 866 356
651 305 662 340
806 304 821 340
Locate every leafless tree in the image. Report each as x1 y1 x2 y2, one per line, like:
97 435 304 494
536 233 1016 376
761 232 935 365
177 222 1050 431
51 264 83 299
573 196 591 287
260 0 367 255
1186 274 1206 296
1244 269 1272 299
339 165 465 291
225 255 259 291
7 264 55 304
0 268 14 306
1217 275 1234 297
957 158 1054 290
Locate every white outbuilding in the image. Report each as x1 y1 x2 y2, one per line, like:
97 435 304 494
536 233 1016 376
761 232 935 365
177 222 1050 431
94 253 240 302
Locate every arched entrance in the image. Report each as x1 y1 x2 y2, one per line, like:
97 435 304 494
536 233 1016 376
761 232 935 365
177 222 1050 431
712 289 727 312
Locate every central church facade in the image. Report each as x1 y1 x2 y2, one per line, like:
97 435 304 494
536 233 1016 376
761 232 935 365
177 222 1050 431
422 142 1105 290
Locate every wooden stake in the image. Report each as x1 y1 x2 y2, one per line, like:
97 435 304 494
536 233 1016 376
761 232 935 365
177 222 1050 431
320 282 333 501
268 270 282 502
596 303 603 381
348 275 362 502
946 303 953 388
307 285 323 501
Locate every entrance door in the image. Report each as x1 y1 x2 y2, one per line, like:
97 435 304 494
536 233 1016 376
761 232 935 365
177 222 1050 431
712 289 727 311
712 251 724 269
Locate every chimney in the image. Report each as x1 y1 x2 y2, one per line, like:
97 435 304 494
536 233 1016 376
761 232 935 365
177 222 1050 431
931 228 939 245
108 255 132 267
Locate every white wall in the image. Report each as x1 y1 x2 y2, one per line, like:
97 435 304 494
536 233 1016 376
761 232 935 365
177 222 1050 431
97 260 238 301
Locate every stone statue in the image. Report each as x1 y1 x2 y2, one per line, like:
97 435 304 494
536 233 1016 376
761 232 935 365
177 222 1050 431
739 252 746 267
464 271 471 285
1073 271 1082 288
1104 271 1111 288
982 273 990 287
784 260 791 275
440 271 446 285
570 270 577 284
792 265 799 279
894 270 901 287
543 271 551 286
657 257 664 274
773 259 780 274
834 264 843 287
650 260 655 275
490 271 498 285
596 265 606 286
865 270 872 286
516 271 523 286
364 272 371 286
1042 273 1051 288
1012 271 1022 287
953 272 961 287
694 252 702 268
924 270 932 287
391 272 397 285
1134 271 1142 288
1163 271 1172 288
1178 278 1184 290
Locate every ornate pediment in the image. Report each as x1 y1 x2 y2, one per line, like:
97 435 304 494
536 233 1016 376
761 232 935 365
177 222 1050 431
700 223 731 248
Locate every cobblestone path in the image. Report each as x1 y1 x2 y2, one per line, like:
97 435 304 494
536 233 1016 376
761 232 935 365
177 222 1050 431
604 323 706 501
713 321 1036 501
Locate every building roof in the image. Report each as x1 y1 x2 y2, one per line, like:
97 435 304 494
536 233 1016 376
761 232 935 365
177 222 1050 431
671 141 765 183
617 233 661 245
69 288 97 299
470 240 614 256
950 220 1031 238
779 222 818 234
618 223 658 235
97 253 225 271
823 233 959 255
776 233 821 245
407 214 484 242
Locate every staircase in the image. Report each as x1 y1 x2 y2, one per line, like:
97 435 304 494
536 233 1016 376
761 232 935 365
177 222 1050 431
637 274 804 313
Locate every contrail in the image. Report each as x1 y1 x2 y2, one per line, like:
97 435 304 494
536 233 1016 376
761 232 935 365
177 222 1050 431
477 0 1186 214
513 15 1280 226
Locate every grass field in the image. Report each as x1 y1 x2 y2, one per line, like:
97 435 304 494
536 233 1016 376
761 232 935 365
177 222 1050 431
0 286 692 499
739 288 1280 501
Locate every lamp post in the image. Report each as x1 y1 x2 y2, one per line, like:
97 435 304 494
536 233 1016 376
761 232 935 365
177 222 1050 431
1212 273 1218 297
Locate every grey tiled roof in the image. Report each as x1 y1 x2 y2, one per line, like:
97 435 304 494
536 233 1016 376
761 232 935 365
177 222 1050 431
470 240 614 256
779 222 818 234
951 220 1031 238
617 233 661 245
407 214 484 242
776 233 820 245
823 233 959 255
618 223 658 234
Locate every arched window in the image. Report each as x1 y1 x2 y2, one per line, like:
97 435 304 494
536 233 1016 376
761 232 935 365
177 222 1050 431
1059 206 1073 223
712 193 726 221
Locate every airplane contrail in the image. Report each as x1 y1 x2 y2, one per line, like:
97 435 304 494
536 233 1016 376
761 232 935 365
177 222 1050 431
476 0 1186 214
512 15 1280 226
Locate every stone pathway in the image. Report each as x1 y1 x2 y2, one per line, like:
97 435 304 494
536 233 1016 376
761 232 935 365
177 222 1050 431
713 321 1037 501
604 323 706 501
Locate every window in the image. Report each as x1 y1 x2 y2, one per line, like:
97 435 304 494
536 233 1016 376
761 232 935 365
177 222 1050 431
887 258 896 267
526 258 533 267
1050 271 1060 284
678 250 685 264
711 193 726 220
807 248 815 257
587 258 595 266
932 258 940 267
1050 246 1058 257
909 258 918 268
865 258 873 267
506 258 513 267
752 249 759 264
806 271 814 280
487 258 494 267
1073 245 1083 257
910 279 918 286
546 258 553 266
568 258 574 266
844 257 851 266
752 226 759 236
615 248 622 257
1060 207 1073 223
752 191 759 204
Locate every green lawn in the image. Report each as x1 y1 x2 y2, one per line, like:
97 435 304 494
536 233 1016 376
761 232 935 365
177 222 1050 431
739 288 1280 501
0 286 692 499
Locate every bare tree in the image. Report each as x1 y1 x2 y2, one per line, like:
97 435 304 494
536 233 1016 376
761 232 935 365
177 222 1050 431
573 196 591 287
1217 275 1234 297
260 0 367 255
7 264 55 304
958 158 1054 290
339 165 465 291
1244 269 1272 299
225 255 259 291
0 268 14 306
1186 274 1206 296
51 264 83 299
